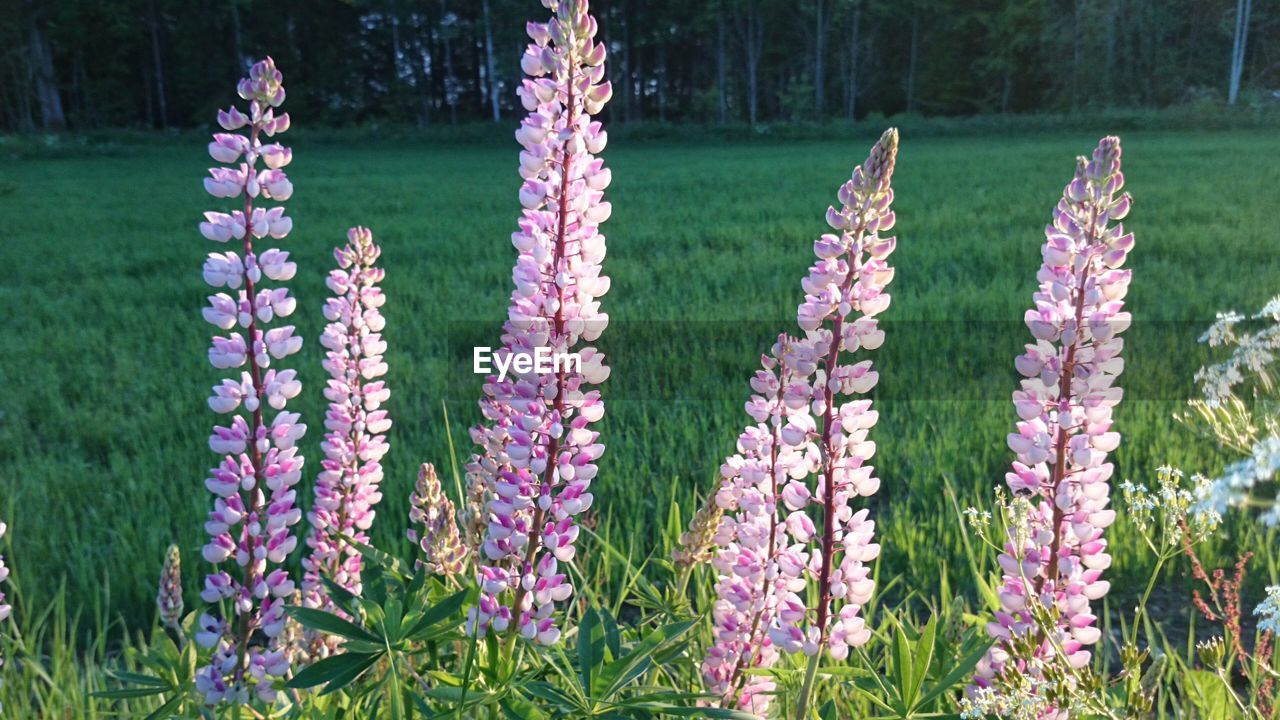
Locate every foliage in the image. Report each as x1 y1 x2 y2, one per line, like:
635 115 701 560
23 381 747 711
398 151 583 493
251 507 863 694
4 0 1280 132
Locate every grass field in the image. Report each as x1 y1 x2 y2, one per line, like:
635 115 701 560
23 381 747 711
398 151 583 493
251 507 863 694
2 128 1278 701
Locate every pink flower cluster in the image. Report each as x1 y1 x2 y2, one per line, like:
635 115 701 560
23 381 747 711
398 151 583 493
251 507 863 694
467 0 612 647
703 336 813 713
972 137 1133 708
704 129 898 711
194 57 303 706
300 226 391 657
0 521 10 624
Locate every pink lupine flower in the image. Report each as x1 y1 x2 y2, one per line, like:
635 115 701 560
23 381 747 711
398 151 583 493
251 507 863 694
704 130 899 716
194 57 305 706
970 137 1133 714
0 522 10 624
300 226 391 658
777 130 897 709
704 336 818 714
468 0 612 650
407 463 468 578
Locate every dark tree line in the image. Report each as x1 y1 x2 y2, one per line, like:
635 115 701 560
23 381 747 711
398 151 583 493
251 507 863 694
3 0 1277 132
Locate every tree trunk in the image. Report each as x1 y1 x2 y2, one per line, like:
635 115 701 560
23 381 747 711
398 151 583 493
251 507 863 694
1104 0 1118 107
229 0 245 70
717 0 727 123
622 0 635 122
735 1 764 126
906 12 919 113
1228 0 1252 105
814 0 826 116
482 0 500 121
148 0 167 128
845 1 861 120
390 6 403 93
26 0 66 130
657 39 667 123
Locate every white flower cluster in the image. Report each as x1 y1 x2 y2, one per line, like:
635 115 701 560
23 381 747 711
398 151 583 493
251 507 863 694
1255 585 1280 635
1195 437 1280 526
1195 295 1280 407
1120 466 1221 544
960 674 1059 720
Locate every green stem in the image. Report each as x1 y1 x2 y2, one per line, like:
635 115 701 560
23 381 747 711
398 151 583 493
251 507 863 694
795 652 820 720
1126 553 1167 648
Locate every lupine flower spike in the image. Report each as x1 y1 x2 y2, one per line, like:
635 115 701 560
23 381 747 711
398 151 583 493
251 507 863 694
782 130 897 720
672 493 724 570
468 0 612 650
704 335 818 714
408 463 468 578
157 544 184 638
300 226 391 658
0 521 8 712
706 129 899 716
0 522 9 626
194 57 303 706
967 137 1133 717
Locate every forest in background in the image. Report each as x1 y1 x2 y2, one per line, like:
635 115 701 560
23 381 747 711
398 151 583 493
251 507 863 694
3 0 1276 133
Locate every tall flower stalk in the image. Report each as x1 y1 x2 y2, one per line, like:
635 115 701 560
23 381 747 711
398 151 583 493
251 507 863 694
300 226 391 657
0 520 8 712
468 0 612 653
782 130 897 718
704 336 816 714
704 130 899 717
194 57 304 705
970 137 1133 715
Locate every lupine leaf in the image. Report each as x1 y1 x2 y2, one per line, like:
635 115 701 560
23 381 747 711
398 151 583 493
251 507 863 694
286 606 380 643
286 651 379 691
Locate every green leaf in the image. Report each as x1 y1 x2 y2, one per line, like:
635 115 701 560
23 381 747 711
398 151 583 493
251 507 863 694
599 605 622 659
384 593 405 644
918 638 993 708
102 670 170 689
892 622 914 705
91 686 169 700
595 619 694 699
907 615 938 706
405 588 469 641
141 695 183 720
322 576 360 612
578 605 602 695
1184 669 1237 720
819 700 838 720
521 681 580 708
362 563 389 606
286 651 380 691
286 606 380 644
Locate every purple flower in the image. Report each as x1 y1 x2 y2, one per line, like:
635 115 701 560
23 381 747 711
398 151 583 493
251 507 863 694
300 226 391 659
970 137 1133 713
194 57 304 706
468 0 612 649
